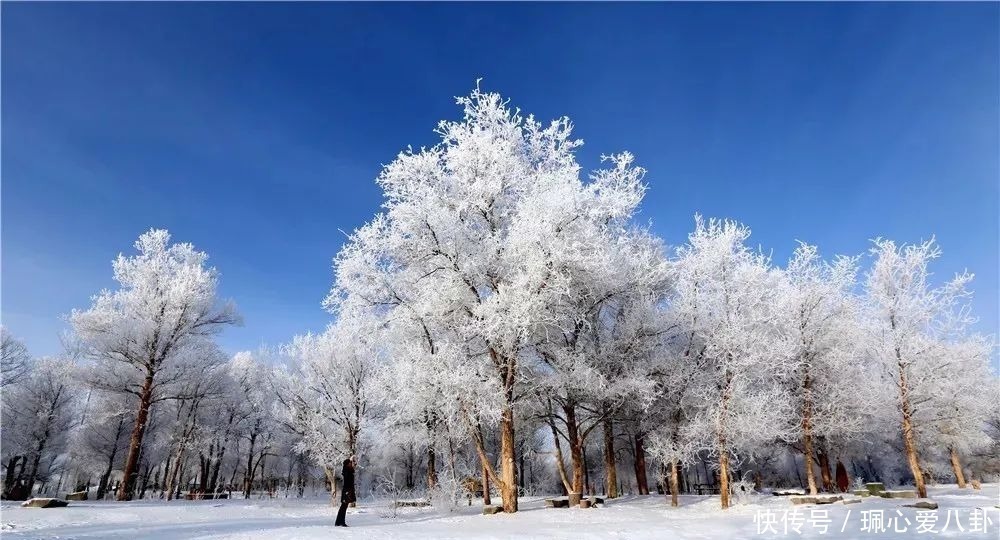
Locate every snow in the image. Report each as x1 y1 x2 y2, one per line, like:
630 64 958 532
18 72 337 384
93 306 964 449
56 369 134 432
2 484 997 539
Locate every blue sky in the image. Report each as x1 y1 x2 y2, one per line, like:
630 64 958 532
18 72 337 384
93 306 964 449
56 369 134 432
3 3 997 358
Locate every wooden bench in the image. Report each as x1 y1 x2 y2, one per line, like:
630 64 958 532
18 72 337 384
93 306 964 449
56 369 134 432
184 492 230 500
394 500 432 508
545 496 605 508
694 484 720 495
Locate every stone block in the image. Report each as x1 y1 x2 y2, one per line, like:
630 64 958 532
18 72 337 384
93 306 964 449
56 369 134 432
903 500 938 510
65 491 87 501
21 498 69 508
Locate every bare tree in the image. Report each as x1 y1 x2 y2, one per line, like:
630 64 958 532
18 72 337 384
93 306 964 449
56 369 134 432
1 326 31 388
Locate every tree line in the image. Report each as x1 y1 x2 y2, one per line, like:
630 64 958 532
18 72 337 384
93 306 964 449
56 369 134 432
1 87 997 511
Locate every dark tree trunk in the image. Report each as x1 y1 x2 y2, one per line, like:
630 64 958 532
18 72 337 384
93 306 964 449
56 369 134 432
634 432 649 495
405 443 414 490
481 460 491 505
243 433 257 499
138 462 152 499
161 456 172 498
817 448 834 492
25 437 49 497
118 374 154 501
564 405 584 505
602 415 618 498
426 445 437 490
97 414 126 500
669 460 680 507
518 443 525 493
4 456 21 497
498 397 518 512
835 460 849 493
209 435 230 493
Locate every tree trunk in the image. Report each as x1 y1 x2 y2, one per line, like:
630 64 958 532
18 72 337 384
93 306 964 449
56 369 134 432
96 447 118 500
138 462 152 499
97 414 126 500
198 445 211 492
498 390 518 512
481 460 491 505
25 449 44 498
426 445 437 490
165 446 185 501
564 405 584 505
118 374 154 501
209 435 229 493
718 450 730 509
518 443 525 493
801 370 819 495
896 355 927 498
817 449 834 492
404 443 415 490
634 432 649 495
4 456 21 496
322 466 337 507
669 460 680 507
172 458 186 500
718 369 733 509
470 422 501 506
602 416 618 498
161 455 172 498
949 447 966 488
548 416 573 494
243 433 257 499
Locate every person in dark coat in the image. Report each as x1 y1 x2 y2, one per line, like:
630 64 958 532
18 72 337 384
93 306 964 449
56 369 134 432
335 457 356 527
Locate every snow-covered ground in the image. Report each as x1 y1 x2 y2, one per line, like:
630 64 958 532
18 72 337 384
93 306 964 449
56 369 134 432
2 484 997 539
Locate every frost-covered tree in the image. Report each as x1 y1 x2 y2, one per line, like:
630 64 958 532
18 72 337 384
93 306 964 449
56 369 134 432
194 354 261 497
534 221 667 504
671 217 793 509
328 85 655 513
914 336 996 487
276 319 376 503
645 336 702 507
224 351 276 499
862 238 978 498
70 229 240 500
161 368 224 500
74 391 135 499
1 357 77 497
1 326 31 388
375 332 472 496
777 244 869 494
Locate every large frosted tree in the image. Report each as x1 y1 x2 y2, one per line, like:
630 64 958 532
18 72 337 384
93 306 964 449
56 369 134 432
671 217 793 509
778 244 867 494
534 222 667 505
862 238 976 499
70 229 239 500
1 357 77 498
916 337 996 487
276 318 377 503
328 85 652 512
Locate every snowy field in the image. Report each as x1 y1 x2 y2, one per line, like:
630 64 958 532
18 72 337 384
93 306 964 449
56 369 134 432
2 484 997 540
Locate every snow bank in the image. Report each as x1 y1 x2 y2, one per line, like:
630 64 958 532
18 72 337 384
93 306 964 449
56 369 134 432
2 484 997 539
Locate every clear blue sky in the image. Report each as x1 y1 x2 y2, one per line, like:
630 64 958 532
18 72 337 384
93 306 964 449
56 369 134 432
3 3 997 358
